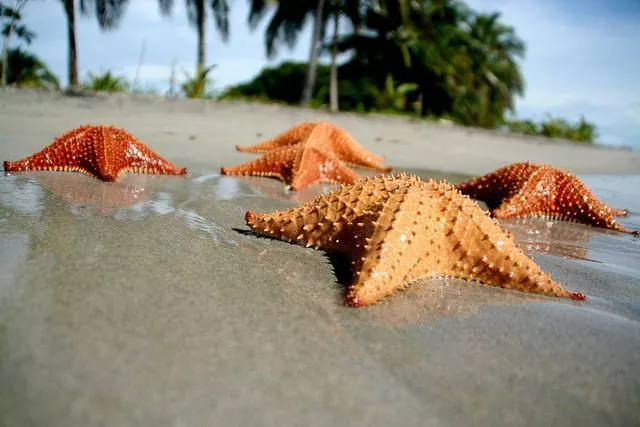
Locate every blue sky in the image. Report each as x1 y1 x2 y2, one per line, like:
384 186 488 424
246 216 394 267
14 0 640 149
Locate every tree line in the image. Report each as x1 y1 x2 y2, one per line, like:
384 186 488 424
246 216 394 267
0 0 598 143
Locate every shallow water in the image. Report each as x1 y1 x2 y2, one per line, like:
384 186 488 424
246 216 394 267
0 167 639 427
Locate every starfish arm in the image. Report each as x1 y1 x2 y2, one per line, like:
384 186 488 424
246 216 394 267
432 185 583 299
117 139 188 178
4 126 93 175
244 175 422 252
290 147 360 191
321 123 391 172
221 146 297 184
455 162 541 210
245 181 387 251
493 168 633 233
235 122 317 153
611 208 629 217
346 186 431 306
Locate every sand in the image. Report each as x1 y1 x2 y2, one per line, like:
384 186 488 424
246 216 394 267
1 89 639 177
0 90 639 427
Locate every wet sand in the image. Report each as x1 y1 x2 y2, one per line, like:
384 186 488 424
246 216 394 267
1 90 639 427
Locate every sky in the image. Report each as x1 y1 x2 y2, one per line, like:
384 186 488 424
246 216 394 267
12 0 640 149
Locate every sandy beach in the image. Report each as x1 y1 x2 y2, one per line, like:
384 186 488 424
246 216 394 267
1 89 639 427
1 89 639 177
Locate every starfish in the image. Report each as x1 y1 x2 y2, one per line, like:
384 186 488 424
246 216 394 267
3 124 188 182
245 174 585 307
235 121 392 173
221 123 363 191
455 162 636 235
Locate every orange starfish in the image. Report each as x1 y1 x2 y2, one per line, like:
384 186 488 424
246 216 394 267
245 174 585 307
236 121 392 173
221 122 361 191
455 162 637 235
3 125 188 182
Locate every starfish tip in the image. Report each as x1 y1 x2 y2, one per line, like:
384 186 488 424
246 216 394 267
245 211 261 227
347 296 361 308
569 292 586 301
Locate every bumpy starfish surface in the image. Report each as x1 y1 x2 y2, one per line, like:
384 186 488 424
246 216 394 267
221 123 362 191
245 174 585 307
236 121 392 173
455 162 637 234
3 124 188 182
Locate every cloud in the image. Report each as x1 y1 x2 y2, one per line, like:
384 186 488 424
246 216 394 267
466 0 640 147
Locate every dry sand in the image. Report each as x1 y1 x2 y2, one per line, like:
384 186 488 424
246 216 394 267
0 90 639 427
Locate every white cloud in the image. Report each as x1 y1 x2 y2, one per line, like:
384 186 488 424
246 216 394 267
466 0 640 147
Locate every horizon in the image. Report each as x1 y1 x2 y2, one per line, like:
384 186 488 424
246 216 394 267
14 0 640 150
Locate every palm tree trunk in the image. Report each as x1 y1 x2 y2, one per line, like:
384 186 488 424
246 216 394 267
63 0 79 88
196 0 206 74
328 12 339 113
1 26 12 86
300 0 325 106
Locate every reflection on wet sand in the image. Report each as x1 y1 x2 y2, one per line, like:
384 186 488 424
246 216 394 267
33 173 147 216
232 170 382 204
499 218 600 262
355 277 548 326
0 175 44 217
232 175 340 204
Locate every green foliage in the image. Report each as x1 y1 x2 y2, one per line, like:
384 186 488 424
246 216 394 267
505 115 597 143
380 73 418 111
180 64 217 99
1 3 36 44
221 60 386 111
81 70 129 92
234 1 595 144
221 61 312 103
0 47 59 89
504 119 538 136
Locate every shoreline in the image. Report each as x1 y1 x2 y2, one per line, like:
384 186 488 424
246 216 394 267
1 88 639 177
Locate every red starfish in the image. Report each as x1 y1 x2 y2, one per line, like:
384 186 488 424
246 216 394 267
3 124 188 182
235 121 392 173
455 162 636 234
221 122 361 191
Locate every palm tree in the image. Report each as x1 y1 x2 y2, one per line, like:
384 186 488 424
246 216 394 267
459 11 525 127
248 0 367 108
334 0 474 117
250 0 343 106
160 0 230 76
2 47 60 89
324 0 365 112
59 0 131 89
299 0 326 106
1 0 35 86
